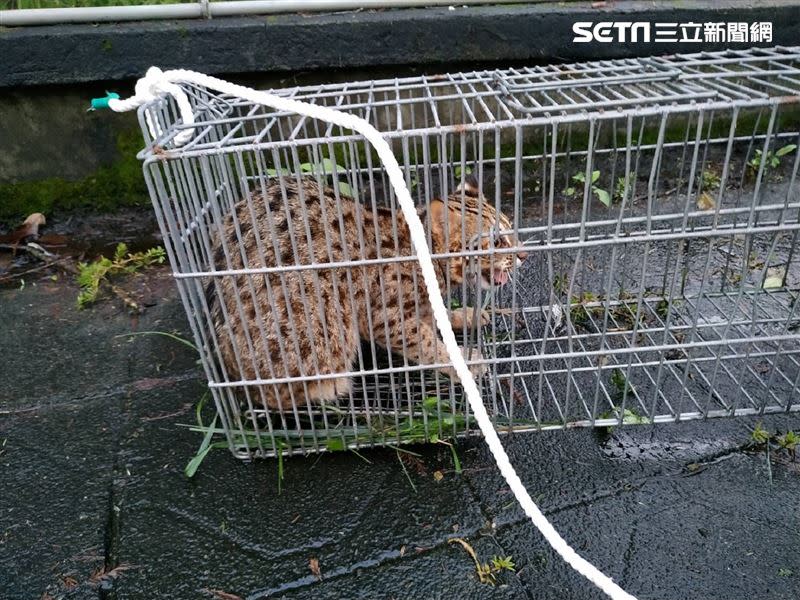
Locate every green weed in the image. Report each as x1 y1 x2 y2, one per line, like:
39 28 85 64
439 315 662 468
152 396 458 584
749 144 797 171
614 171 636 201
455 165 473 179
76 243 165 308
700 169 721 190
566 170 611 207
449 538 515 585
751 421 771 445
777 430 798 459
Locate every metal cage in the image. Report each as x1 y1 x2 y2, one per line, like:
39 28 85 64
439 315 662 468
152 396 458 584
139 47 800 458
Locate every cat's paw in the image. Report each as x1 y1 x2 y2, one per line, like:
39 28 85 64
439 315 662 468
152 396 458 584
444 346 488 380
450 307 491 330
465 347 488 379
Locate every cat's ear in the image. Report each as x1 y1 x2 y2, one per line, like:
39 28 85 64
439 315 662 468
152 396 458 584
455 174 480 197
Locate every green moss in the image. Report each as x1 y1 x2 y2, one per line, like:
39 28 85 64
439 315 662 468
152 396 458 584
0 128 148 225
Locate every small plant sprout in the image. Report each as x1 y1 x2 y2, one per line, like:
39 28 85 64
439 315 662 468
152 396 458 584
552 274 568 294
700 168 721 190
568 170 611 207
655 299 671 321
749 421 776 484
751 421 771 445
455 164 473 179
76 243 165 309
448 538 515 585
490 555 516 574
777 430 798 459
614 171 636 201
748 143 797 171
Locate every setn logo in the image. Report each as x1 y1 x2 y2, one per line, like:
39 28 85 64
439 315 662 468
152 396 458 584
573 22 651 43
573 21 773 44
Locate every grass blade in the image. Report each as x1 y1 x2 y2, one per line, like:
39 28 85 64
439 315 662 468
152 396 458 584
115 330 198 353
396 449 417 493
185 415 218 478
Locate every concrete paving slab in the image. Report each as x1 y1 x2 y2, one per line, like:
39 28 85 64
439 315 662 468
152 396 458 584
112 383 494 598
0 273 198 411
0 392 120 598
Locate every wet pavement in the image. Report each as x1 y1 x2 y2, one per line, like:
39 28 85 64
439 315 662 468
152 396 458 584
1 249 799 600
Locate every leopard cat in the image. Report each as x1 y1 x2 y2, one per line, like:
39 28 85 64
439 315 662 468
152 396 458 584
207 175 527 410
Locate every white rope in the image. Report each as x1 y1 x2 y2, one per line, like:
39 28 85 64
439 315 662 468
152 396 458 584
111 67 637 600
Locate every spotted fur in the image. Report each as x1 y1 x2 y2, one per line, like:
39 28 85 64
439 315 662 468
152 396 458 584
207 176 524 410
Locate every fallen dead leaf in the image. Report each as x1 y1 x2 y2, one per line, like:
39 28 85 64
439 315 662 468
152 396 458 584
202 589 243 600
89 563 137 586
0 213 46 249
697 191 716 211
309 557 322 581
399 453 427 476
763 267 786 289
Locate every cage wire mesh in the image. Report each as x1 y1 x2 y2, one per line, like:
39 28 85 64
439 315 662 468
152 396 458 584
138 47 800 458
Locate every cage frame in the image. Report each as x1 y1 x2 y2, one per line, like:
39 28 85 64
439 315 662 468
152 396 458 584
138 46 800 458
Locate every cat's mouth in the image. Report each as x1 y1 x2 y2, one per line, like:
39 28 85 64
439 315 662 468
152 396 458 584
476 267 510 290
492 268 510 286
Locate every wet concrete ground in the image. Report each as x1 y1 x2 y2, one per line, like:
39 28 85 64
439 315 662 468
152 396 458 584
1 249 799 600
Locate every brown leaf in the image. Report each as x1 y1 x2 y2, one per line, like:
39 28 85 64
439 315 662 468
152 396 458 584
399 453 427 475
697 192 716 211
202 589 243 600
60 575 78 589
89 563 136 585
309 557 322 581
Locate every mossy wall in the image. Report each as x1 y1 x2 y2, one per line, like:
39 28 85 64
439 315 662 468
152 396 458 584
0 84 149 224
0 69 392 226
3 74 798 227
0 129 148 223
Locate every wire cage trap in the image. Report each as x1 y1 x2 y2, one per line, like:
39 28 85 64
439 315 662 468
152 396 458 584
138 47 800 459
